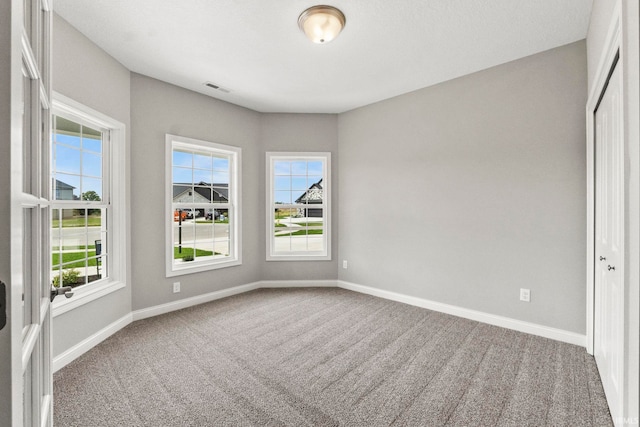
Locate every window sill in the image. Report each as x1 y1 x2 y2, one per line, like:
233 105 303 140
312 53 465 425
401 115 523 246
266 254 331 261
52 279 126 318
166 258 241 277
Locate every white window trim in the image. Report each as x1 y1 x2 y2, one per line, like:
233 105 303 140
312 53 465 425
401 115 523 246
165 134 242 277
51 92 127 317
266 152 331 261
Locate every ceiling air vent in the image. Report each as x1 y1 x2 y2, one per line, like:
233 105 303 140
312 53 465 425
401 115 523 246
204 82 230 93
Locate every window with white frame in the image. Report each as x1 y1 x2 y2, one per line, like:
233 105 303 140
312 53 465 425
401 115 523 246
51 94 127 314
266 152 331 260
166 134 241 276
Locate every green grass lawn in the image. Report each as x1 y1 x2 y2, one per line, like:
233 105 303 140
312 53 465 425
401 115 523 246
52 245 96 251
52 251 98 269
52 217 102 228
195 219 229 224
174 247 215 259
276 229 323 236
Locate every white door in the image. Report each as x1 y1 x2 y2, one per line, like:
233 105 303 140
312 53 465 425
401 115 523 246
594 59 625 422
2 1 53 425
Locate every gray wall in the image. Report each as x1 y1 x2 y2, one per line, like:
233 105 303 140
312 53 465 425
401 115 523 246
52 14 132 357
338 41 588 334
259 114 339 280
52 12 592 358
130 74 262 310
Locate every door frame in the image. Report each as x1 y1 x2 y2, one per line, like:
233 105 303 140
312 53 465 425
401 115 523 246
586 1 621 357
585 2 636 424
1 0 53 425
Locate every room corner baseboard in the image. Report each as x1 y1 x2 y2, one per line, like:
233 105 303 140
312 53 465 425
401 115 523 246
131 281 261 322
337 280 586 348
53 313 132 373
258 279 338 288
54 279 587 374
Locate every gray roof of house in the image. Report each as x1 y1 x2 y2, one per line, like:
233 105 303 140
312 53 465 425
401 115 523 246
295 178 323 204
172 182 229 202
55 179 75 190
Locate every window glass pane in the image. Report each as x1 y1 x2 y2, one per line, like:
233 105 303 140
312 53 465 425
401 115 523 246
54 174 80 200
292 176 307 191
54 145 81 175
82 152 102 177
307 176 323 188
274 176 290 192
291 161 306 175
55 209 86 229
307 161 323 175
173 150 192 167
294 193 308 206
274 161 290 175
212 186 229 203
275 207 297 222
55 117 81 147
55 133 81 147
193 187 212 203
82 177 102 200
173 208 190 223
214 209 230 257
173 166 192 184
194 221 215 259
275 191 291 205
173 222 195 261
273 230 291 252
56 262 85 288
215 240 230 258
213 157 229 171
213 171 229 185
173 185 193 203
82 126 102 153
193 153 212 170
88 254 105 284
193 169 212 184
88 207 102 229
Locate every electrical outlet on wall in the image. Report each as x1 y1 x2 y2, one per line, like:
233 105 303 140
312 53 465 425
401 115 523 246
173 282 181 293
343 260 348 269
520 288 530 302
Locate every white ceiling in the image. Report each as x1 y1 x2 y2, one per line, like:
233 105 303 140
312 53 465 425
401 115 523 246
53 0 593 114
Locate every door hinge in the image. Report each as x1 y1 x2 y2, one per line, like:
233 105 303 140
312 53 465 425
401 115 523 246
0 281 6 331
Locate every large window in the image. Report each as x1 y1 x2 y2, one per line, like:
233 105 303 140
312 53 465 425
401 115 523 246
266 152 331 260
51 116 107 287
166 134 241 276
51 94 127 315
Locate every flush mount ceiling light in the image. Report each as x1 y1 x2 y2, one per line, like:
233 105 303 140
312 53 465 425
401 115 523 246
298 5 346 44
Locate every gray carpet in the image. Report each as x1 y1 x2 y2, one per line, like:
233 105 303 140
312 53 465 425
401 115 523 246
54 288 612 426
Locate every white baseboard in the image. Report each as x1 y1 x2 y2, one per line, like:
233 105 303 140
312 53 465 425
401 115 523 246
259 279 337 288
53 313 132 373
54 279 587 372
132 281 261 321
337 280 586 347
